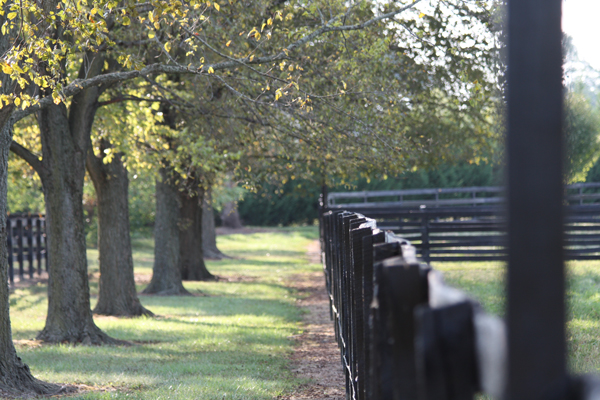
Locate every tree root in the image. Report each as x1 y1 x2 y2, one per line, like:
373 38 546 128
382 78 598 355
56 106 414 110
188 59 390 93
93 303 154 318
203 248 232 260
0 357 72 398
141 285 192 296
36 321 128 346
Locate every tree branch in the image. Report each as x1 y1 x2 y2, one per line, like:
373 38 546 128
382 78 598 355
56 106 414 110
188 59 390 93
97 95 165 107
9 140 45 178
9 1 423 124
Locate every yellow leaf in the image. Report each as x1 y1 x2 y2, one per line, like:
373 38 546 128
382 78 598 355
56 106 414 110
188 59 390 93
419 12 425 18
342 81 347 89
214 2 220 11
14 97 20 106
226 40 231 47
122 16 130 26
267 18 273 25
275 89 282 101
1 64 12 74
249 54 254 61
165 42 171 52
148 11 155 23
7 12 16 20
208 66 214 73
148 31 156 39
261 22 266 32
154 21 160 29
90 8 98 15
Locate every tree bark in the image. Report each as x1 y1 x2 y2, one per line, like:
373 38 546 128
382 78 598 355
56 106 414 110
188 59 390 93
35 102 117 344
142 169 191 295
87 148 153 316
221 200 243 228
179 186 215 280
0 113 64 396
202 187 229 259
24 55 118 344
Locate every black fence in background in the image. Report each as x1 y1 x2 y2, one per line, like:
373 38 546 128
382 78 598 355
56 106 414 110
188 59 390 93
6 214 48 284
327 184 600 263
327 183 600 209
320 209 506 400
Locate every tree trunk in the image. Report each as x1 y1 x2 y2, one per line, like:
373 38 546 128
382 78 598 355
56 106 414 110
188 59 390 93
87 149 153 316
142 169 190 295
202 187 229 259
179 187 215 280
35 103 116 344
0 113 64 395
221 200 243 228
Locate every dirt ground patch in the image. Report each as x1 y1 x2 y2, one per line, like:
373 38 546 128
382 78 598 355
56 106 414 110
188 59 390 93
278 241 345 400
216 227 282 236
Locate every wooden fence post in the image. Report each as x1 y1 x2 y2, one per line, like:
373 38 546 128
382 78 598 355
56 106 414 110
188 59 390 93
35 218 42 275
507 1 567 399
16 218 24 280
7 219 13 284
27 217 33 278
421 214 430 263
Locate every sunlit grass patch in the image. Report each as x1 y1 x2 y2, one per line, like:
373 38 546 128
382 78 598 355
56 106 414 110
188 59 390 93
9 227 319 399
433 259 600 376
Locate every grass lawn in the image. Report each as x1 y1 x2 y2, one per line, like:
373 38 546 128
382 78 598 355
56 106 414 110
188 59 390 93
9 227 321 399
434 259 600 375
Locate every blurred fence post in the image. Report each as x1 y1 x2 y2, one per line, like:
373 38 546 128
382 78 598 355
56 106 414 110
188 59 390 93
507 1 567 399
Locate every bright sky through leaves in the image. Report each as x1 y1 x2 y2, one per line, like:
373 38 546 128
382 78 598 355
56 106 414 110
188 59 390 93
563 0 600 70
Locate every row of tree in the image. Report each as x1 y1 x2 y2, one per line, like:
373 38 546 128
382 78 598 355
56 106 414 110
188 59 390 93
0 0 506 396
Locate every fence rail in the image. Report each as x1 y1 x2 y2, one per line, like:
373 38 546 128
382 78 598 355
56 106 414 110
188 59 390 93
6 214 48 284
327 182 600 209
325 185 600 262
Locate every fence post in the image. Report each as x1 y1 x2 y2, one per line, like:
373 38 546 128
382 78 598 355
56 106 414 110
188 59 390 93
421 215 430 263
27 217 33 278
7 219 13 284
361 230 384 400
43 218 49 272
507 1 567 400
414 301 479 400
35 218 42 275
369 242 403 400
16 218 24 280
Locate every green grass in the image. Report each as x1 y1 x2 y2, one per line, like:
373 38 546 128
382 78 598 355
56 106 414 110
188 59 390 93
432 259 600 376
9 227 321 399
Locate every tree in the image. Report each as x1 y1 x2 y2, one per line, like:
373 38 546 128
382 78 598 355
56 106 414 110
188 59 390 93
565 89 600 182
141 168 191 295
202 186 229 259
4 0 501 345
86 140 153 316
0 7 64 395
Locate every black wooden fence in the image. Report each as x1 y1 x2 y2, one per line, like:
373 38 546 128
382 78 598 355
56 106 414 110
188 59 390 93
320 209 507 400
326 184 600 263
320 208 600 400
6 214 48 284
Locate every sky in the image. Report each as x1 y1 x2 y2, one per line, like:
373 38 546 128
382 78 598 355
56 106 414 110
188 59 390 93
563 0 600 70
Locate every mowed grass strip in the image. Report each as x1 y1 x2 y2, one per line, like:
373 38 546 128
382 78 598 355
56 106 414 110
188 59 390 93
435 259 600 376
9 227 321 399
